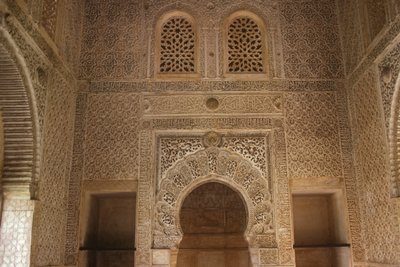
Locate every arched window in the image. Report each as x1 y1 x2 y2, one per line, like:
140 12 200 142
225 11 267 77
156 11 198 78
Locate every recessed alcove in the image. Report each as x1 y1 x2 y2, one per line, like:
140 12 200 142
177 182 250 267
292 192 350 267
79 192 136 267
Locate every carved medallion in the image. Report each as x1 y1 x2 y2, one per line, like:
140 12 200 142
205 97 219 110
203 131 222 147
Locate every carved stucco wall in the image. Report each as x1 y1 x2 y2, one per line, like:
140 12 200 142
285 92 343 179
336 0 394 76
155 143 273 248
280 0 343 79
79 0 146 80
67 0 362 266
349 66 400 265
31 70 77 266
83 93 139 181
61 84 357 266
1 0 400 267
337 0 364 76
379 43 400 197
1 0 84 266
152 132 289 266
337 1 400 265
79 0 343 81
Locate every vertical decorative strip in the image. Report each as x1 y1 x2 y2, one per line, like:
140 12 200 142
336 86 365 262
275 127 294 265
136 130 153 266
64 91 88 265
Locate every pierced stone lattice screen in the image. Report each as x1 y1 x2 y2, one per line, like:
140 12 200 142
41 0 59 39
227 16 264 73
159 16 195 73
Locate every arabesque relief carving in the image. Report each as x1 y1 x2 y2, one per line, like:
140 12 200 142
350 67 400 264
155 147 274 249
2 0 400 266
143 93 283 116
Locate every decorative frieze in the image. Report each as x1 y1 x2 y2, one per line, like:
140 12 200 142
143 93 283 116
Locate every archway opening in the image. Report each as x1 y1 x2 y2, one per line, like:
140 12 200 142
0 41 36 265
177 182 250 267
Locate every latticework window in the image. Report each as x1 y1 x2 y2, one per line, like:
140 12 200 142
159 16 196 74
227 16 265 73
41 0 59 39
